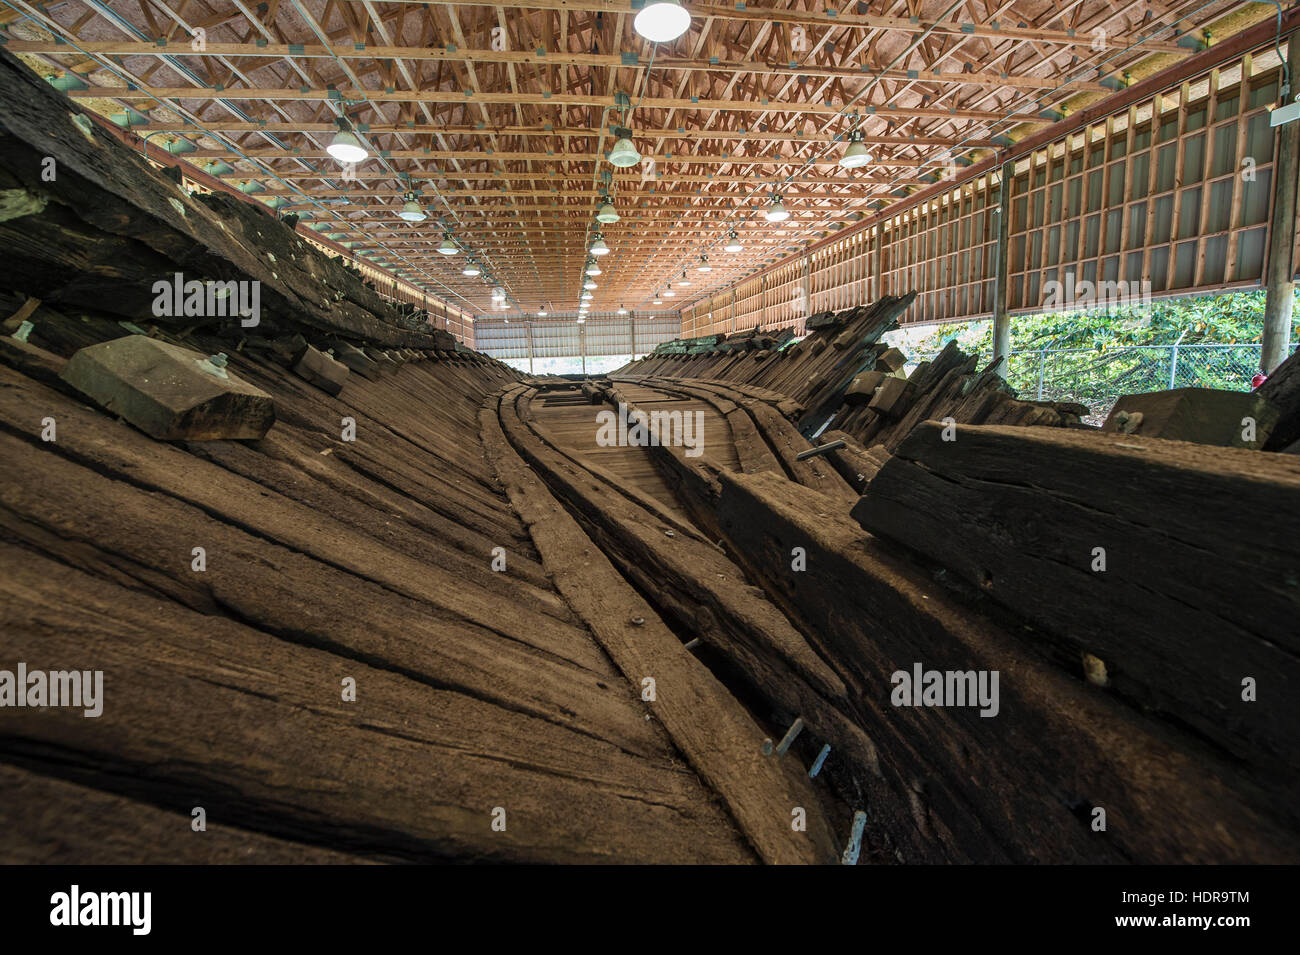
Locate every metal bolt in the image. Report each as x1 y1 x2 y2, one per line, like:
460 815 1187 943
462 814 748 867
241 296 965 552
841 811 868 865
796 439 846 461
630 616 645 626
775 716 805 756
809 743 832 779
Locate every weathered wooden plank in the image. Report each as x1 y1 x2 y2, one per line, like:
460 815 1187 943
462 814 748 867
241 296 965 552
0 765 376 864
480 388 835 864
0 545 752 863
0 368 595 665
716 468 1300 863
495 386 884 794
854 422 1300 796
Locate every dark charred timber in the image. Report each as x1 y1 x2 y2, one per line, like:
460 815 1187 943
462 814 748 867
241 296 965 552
619 313 1086 457
815 430 893 494
714 469 1300 863
1258 344 1300 450
0 47 436 350
853 422 1300 816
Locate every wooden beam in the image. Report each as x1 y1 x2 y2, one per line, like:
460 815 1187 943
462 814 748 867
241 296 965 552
1263 31 1300 374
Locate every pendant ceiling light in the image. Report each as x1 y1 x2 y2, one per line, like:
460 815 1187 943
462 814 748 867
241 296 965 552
590 234 611 256
596 200 620 224
634 0 692 43
577 316 586 324
679 271 691 287
839 128 873 169
538 309 548 317
607 126 641 168
697 255 712 272
617 306 628 315
398 192 427 222
724 230 744 252
585 259 602 276
652 295 663 304
461 260 481 277
663 285 675 297
326 118 368 163
438 233 459 255
584 280 598 290
765 195 790 222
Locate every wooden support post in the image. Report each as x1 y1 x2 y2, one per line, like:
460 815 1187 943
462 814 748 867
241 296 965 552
1263 31 1300 374
526 320 534 375
992 159 1014 368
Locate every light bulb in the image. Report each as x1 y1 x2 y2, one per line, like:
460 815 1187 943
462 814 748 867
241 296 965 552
326 130 368 163
398 198 427 222
608 137 641 168
839 131 873 169
634 0 691 43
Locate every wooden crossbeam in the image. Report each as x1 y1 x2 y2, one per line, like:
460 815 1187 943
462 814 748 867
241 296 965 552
6 41 1112 93
123 122 998 148
67 85 1052 125
372 1 1191 54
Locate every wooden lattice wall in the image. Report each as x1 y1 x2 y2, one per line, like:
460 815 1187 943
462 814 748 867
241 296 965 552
683 50 1297 338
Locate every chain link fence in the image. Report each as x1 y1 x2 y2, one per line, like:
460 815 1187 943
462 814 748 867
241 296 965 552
916 343 1296 426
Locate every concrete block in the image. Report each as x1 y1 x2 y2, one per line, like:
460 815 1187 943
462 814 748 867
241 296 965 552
1103 387 1280 448
362 347 398 375
875 347 908 374
844 370 886 406
867 375 916 418
292 344 349 396
60 336 274 440
331 340 382 381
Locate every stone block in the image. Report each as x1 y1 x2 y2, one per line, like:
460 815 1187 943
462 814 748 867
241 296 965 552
1103 388 1280 448
844 370 886 406
867 375 916 418
60 336 274 440
292 344 348 396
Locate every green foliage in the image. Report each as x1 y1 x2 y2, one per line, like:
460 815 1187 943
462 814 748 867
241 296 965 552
904 290 1284 421
910 289 1270 358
